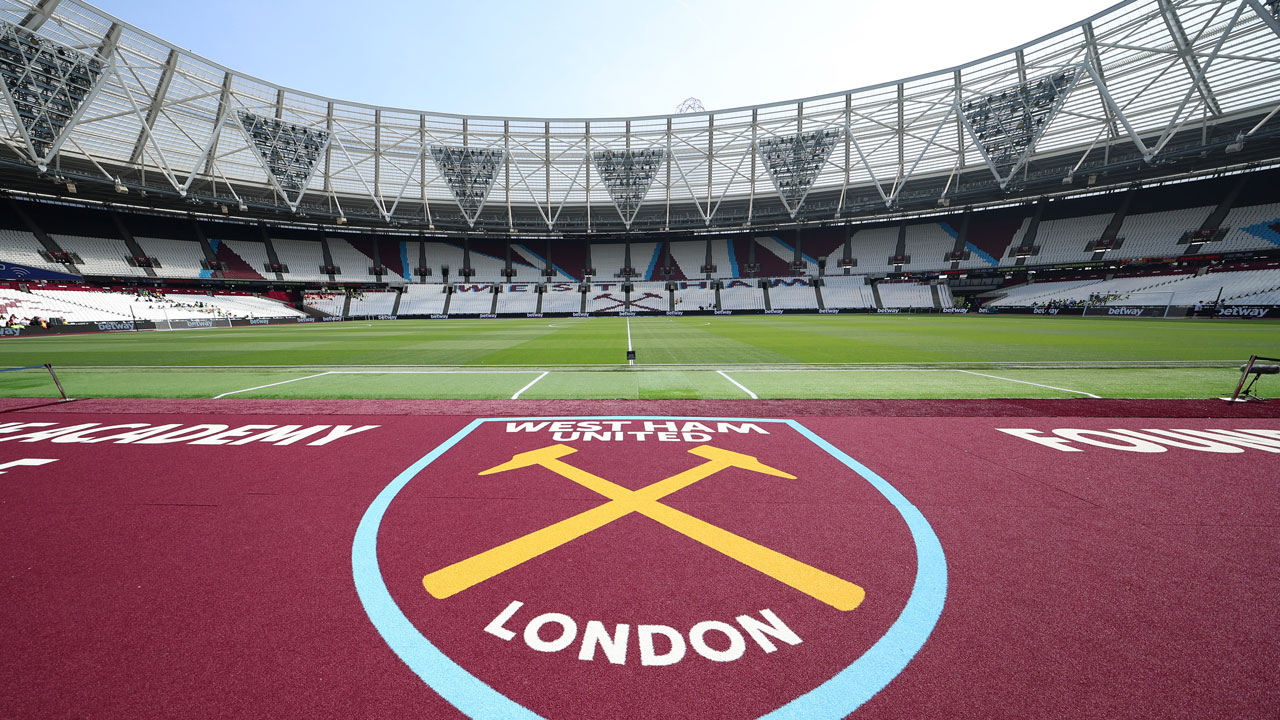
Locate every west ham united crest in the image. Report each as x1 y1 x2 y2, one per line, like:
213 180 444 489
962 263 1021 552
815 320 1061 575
354 417 946 719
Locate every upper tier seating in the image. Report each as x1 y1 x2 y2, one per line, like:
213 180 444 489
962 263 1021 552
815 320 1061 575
327 238 376 283
134 237 207 279
1023 215 1110 266
271 239 328 282
843 227 899 271
219 240 272 279
1111 207 1212 260
1216 204 1280 254
590 243 629 280
903 224 958 273
0 229 76 274
52 235 146 277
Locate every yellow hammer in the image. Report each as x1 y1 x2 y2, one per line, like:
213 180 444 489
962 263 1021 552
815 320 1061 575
422 444 865 611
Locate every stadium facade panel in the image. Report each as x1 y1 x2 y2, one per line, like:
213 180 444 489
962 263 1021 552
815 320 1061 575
0 0 1279 235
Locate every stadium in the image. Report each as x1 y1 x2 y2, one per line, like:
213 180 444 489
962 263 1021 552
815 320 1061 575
0 0 1277 717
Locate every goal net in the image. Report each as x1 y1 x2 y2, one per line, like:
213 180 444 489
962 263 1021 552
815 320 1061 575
1080 291 1177 318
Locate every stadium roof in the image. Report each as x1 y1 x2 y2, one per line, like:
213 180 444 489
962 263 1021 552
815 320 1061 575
2 0 1280 233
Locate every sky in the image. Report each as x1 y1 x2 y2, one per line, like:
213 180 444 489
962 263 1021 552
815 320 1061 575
88 0 1124 119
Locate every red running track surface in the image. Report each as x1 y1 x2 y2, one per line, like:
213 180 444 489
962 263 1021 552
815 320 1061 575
0 399 1276 719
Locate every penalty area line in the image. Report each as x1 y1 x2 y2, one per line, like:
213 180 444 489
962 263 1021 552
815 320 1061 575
951 369 1101 398
717 370 758 399
511 371 549 399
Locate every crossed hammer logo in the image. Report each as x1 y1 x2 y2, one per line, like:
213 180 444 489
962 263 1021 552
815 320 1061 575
422 444 865 611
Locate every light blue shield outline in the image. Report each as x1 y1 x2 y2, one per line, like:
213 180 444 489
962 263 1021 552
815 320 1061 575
353 416 947 719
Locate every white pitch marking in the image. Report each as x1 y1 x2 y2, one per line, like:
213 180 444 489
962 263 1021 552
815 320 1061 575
511 371 549 399
626 317 634 352
213 372 334 399
325 370 546 375
952 369 1101 398
717 370 758 399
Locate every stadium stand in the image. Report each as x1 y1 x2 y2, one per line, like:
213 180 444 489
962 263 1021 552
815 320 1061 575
877 281 938 309
1217 203 1280 253
0 229 76 274
304 292 345 317
585 283 630 313
1 288 128 322
1112 207 1213 260
820 276 876 309
271 238 328 282
134 237 206 279
628 282 669 312
346 290 397 317
1023 215 1110 266
673 281 717 312
397 284 448 315
494 284 540 315
768 278 819 310
903 223 959 273
541 284 583 313
217 239 271 280
422 242 466 281
326 237 376 284
449 284 496 314
843 227 899 271
958 211 1029 270
984 278 1109 307
718 281 765 311
590 243 629 280
51 235 145 277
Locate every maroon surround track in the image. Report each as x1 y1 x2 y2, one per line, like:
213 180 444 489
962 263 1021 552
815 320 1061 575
1 398 1276 719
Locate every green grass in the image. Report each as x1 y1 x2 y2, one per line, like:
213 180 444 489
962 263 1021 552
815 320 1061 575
0 315 1274 399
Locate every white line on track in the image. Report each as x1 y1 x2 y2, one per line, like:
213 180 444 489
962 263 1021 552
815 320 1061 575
511 371 549 399
717 370 758 399
213 372 333 399
951 369 1101 398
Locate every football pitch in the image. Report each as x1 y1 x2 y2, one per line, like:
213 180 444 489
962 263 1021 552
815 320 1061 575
0 314 1276 400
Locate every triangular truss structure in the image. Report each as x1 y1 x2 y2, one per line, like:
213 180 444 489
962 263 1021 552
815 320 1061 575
758 128 840 216
235 110 329 206
0 18 106 167
592 148 665 227
430 145 505 226
961 69 1079 183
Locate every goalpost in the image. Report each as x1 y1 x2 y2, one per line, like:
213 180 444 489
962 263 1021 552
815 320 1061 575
1080 290 1176 318
0 364 72 401
152 306 233 331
